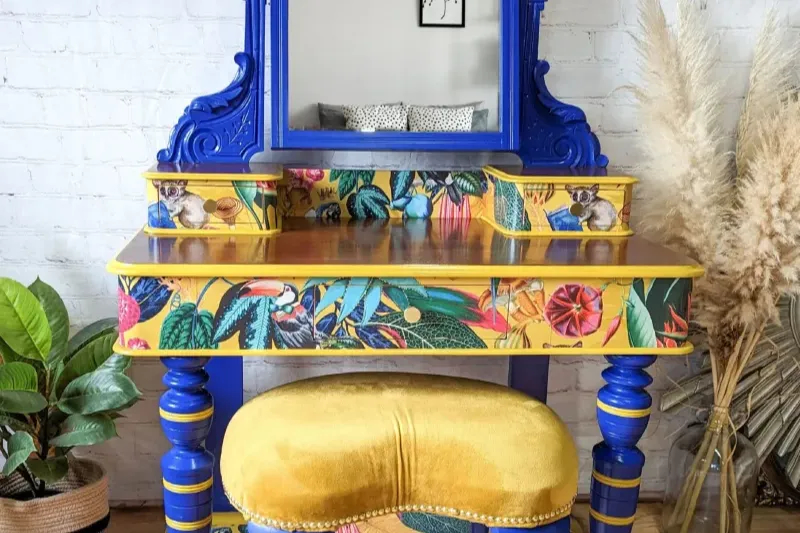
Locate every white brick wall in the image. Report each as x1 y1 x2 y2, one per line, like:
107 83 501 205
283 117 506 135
1 0 796 505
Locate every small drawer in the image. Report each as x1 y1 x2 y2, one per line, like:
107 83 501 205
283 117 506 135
146 179 281 234
483 168 635 236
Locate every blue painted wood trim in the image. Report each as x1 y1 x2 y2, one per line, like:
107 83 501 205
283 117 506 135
490 517 571 533
590 356 656 533
508 356 550 403
206 357 244 513
270 0 519 152
160 357 214 533
158 0 266 163
516 0 608 168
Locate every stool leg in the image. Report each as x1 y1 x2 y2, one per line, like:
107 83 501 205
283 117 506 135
590 355 656 533
160 357 215 533
489 517 570 533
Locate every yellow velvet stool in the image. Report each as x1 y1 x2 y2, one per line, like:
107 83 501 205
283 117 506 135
221 373 578 533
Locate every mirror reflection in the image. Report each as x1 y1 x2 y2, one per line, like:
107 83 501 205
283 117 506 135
288 0 501 133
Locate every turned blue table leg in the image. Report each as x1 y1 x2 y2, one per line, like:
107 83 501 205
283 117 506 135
160 357 215 533
590 355 656 533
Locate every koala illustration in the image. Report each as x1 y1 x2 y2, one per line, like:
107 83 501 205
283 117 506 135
153 180 210 230
565 184 618 232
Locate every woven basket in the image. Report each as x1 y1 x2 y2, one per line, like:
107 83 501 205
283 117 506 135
0 459 110 533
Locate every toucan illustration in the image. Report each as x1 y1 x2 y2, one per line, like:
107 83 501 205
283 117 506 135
238 280 316 349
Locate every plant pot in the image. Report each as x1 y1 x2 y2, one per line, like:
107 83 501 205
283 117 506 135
0 459 110 533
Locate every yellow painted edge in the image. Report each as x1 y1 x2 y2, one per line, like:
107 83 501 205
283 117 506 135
107 258 705 280
213 512 246 527
589 509 636 527
116 342 695 358
143 171 282 182
592 470 641 489
484 166 639 185
597 399 652 418
478 214 634 238
165 515 213 531
159 406 214 423
144 227 282 237
163 478 213 494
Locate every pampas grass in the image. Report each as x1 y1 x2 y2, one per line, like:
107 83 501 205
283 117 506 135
633 0 799 531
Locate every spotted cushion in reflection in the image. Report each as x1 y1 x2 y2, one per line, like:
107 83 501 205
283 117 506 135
221 373 578 532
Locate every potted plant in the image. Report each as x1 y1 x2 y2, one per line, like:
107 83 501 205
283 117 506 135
0 277 140 533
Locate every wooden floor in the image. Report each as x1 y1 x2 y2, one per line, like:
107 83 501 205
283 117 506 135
108 504 800 533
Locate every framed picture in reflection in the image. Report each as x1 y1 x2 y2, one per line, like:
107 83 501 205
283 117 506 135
420 0 466 28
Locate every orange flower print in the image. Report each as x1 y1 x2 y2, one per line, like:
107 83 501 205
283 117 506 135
657 305 689 348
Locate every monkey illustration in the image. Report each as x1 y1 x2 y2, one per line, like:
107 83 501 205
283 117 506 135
152 180 210 230
565 184 617 232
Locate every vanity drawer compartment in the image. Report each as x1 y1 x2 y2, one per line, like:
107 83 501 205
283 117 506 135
309 278 511 349
146 179 281 234
483 167 635 236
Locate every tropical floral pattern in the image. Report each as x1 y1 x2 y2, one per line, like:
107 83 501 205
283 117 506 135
146 179 280 232
278 168 633 235
116 275 692 353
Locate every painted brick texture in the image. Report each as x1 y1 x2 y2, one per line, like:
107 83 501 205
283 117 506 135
1 0 796 505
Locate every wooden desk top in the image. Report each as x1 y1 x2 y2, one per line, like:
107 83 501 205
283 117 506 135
109 219 702 279
144 162 283 181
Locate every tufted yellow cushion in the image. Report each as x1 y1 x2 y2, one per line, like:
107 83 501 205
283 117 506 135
221 373 578 531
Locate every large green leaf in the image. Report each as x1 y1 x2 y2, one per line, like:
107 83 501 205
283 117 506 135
401 513 471 533
339 278 370 324
97 353 132 373
51 414 117 447
493 179 531 232
159 304 217 350
0 362 47 413
0 413 35 433
346 185 390 218
240 298 273 350
453 172 486 198
330 170 358 199
626 287 658 348
212 292 256 344
0 337 22 365
56 332 117 397
0 278 52 362
390 171 415 201
67 318 118 360
233 181 262 230
58 371 141 415
26 456 69 484
317 280 347 315
370 312 486 349
360 282 384 325
2 432 36 476
28 279 69 368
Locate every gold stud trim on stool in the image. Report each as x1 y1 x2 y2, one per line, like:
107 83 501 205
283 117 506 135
224 490 577 532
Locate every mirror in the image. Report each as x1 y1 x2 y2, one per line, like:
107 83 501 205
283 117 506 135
271 0 518 151
287 0 501 133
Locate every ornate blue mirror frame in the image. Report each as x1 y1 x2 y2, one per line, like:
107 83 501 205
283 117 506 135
157 0 607 169
270 0 519 152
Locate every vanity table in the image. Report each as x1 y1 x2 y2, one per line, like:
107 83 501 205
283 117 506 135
108 1 701 532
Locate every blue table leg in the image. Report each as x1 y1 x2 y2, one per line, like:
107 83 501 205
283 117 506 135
160 356 215 533
590 355 656 533
205 356 244 513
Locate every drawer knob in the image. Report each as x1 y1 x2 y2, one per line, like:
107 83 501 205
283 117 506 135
404 307 422 324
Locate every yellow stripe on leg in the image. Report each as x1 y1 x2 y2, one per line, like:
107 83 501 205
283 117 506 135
589 509 636 526
592 470 641 489
165 515 213 531
159 407 214 423
163 478 213 494
597 399 651 418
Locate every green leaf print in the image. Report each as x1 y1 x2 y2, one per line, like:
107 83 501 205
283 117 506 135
402 513 471 533
370 312 486 349
159 303 217 350
346 185 390 218
493 178 531 232
625 288 658 348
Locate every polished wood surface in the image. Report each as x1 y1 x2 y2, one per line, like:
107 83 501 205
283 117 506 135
110 219 702 279
106 504 800 533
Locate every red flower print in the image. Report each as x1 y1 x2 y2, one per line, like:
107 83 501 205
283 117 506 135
657 305 689 348
544 284 603 338
602 311 623 347
127 338 151 351
118 287 141 346
256 181 277 192
288 169 325 191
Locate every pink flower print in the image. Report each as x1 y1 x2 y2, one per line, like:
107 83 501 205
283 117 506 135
118 287 141 346
126 338 151 351
544 284 603 338
288 169 325 191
